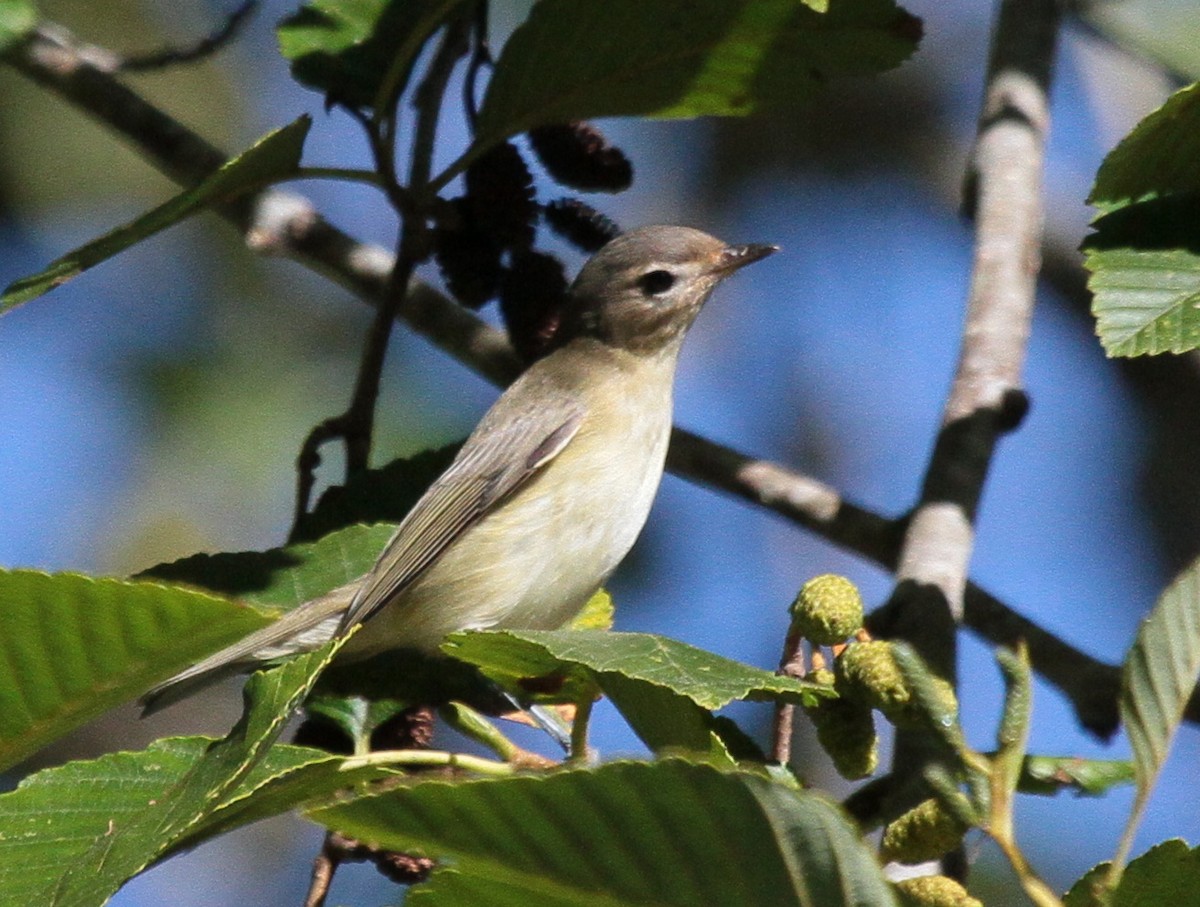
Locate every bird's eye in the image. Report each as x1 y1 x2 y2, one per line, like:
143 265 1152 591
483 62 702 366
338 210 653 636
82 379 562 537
637 269 675 296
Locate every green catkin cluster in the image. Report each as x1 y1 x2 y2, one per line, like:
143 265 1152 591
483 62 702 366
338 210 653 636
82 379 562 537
894 875 982 907
789 574 864 645
880 798 969 865
835 639 957 728
805 694 878 780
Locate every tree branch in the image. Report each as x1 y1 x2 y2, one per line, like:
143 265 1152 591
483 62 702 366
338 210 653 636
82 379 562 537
5 19 1158 740
875 0 1062 664
874 0 1062 879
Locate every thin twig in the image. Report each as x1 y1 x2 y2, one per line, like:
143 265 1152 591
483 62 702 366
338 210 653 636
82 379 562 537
4 19 1160 740
302 830 342 907
118 1 258 72
289 19 468 526
770 624 807 764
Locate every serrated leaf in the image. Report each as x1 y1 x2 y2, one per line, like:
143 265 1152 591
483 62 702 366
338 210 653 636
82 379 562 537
1084 83 1200 357
312 760 898 907
45 639 344 906
443 629 827 710
2 117 310 312
0 570 270 772
473 0 920 150
0 0 36 52
141 522 397 608
1113 556 1200 881
1084 238 1200 357
1122 557 1200 796
0 735 399 907
599 673 739 765
1018 755 1134 797
277 0 466 111
1065 840 1200 907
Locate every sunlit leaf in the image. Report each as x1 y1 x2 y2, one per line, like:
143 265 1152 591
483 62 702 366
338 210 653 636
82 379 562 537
0 570 269 772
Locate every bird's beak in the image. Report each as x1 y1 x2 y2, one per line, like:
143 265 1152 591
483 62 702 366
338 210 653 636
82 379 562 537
713 243 779 275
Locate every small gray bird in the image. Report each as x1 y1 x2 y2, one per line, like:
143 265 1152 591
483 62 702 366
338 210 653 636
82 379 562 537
143 225 775 712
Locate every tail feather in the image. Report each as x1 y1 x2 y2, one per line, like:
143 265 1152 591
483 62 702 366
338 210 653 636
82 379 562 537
140 581 357 716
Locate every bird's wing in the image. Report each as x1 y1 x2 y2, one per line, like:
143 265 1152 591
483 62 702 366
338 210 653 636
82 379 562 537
139 581 355 716
141 403 584 716
337 401 586 632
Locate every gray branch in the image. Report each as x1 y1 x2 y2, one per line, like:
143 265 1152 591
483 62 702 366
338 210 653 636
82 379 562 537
874 0 1062 672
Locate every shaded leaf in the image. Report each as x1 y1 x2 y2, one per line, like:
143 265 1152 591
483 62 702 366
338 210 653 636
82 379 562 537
142 522 397 608
313 760 898 906
0 735 399 907
277 0 465 111
1084 83 1200 356
1121 557 1200 815
1083 194 1200 357
0 0 35 52
1090 82 1200 209
1106 556 1200 887
0 570 269 772
2 117 310 312
474 0 920 150
1065 840 1200 907
292 444 459 542
1018 755 1134 797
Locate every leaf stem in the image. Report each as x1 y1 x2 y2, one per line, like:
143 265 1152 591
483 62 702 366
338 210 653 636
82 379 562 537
339 748 515 776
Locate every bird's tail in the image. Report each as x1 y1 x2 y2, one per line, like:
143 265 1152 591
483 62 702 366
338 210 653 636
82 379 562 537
139 581 358 716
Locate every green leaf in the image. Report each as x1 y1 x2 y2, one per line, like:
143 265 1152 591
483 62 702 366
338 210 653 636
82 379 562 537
566 588 615 631
474 0 920 148
598 673 739 765
46 640 344 906
1018 755 1134 797
277 0 466 111
0 570 270 772
142 522 398 609
312 760 898 906
444 630 824 759
444 629 827 710
0 0 36 52
1084 84 1200 356
1115 556 1200 876
1065 840 1200 907
1090 83 1200 209
2 117 310 313
0 736 399 907
1083 194 1200 357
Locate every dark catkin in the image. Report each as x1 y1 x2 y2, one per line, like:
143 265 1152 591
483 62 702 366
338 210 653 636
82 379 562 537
433 198 504 308
543 198 620 252
500 250 569 361
528 122 633 193
464 141 538 250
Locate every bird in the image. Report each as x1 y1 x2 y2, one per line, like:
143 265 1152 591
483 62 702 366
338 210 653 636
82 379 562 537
142 225 776 713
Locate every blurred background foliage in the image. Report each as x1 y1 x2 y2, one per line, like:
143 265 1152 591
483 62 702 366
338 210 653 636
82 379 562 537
3 0 1200 904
